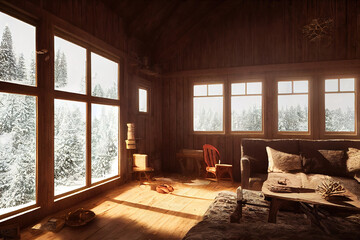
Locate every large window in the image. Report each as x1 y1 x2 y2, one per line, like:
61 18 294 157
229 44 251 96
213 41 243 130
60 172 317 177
54 36 120 195
325 78 356 132
0 12 37 216
277 80 309 132
193 83 223 132
231 81 262 132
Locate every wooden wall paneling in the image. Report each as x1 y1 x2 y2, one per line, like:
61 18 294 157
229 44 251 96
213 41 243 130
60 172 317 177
356 0 360 58
183 77 192 149
162 78 170 171
153 77 163 171
169 77 177 172
176 77 184 155
347 0 357 59
334 0 347 60
160 0 360 73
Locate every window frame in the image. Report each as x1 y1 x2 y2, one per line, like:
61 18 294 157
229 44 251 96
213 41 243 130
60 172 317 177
52 29 122 199
275 78 312 136
192 81 225 134
0 7 39 219
321 75 358 137
230 79 265 135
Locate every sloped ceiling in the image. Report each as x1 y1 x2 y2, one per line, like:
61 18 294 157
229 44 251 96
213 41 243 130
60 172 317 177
100 0 239 65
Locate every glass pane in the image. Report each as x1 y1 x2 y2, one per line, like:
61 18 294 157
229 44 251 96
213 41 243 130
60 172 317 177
139 88 147 112
325 79 338 92
340 78 354 92
92 104 119 183
54 99 86 195
0 93 36 215
194 85 207 96
278 81 292 94
231 83 245 95
293 81 308 93
208 84 223 95
325 93 355 132
231 96 262 131
247 82 262 94
0 12 36 86
278 94 308 131
193 97 223 131
91 53 118 99
54 37 86 94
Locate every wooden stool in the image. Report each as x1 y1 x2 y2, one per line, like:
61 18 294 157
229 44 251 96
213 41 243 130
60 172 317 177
215 164 233 182
133 167 154 184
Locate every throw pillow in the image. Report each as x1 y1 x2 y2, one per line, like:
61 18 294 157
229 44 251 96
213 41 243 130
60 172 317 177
266 147 302 173
301 150 329 174
318 150 347 176
346 148 360 173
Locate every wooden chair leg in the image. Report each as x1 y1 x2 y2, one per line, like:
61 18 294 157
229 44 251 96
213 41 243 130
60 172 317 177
228 169 234 182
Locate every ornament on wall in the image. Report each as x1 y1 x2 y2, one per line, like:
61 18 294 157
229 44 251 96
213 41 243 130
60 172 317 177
302 18 334 45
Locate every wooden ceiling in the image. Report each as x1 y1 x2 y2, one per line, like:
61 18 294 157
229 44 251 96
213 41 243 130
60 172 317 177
100 0 240 64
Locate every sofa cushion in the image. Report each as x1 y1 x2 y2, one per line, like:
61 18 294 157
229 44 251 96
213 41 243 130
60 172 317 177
266 147 302 173
299 140 354 177
242 139 299 174
301 150 347 177
347 148 360 173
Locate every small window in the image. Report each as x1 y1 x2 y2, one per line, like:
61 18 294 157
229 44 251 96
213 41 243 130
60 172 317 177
278 80 309 132
193 83 223 132
139 88 148 113
231 82 262 132
325 78 356 132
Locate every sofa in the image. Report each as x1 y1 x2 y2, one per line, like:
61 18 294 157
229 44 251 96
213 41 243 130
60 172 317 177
240 139 360 198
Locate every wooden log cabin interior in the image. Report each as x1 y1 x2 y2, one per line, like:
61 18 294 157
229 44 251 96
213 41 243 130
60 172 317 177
0 0 360 239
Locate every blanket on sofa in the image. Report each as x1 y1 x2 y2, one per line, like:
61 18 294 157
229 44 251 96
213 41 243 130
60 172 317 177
183 191 360 240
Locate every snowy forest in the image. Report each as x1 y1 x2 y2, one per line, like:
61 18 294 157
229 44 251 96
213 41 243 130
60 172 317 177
0 25 118 213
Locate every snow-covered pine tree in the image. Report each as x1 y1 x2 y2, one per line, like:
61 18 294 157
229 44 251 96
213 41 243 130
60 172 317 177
0 95 36 208
54 50 67 88
92 83 105 97
16 53 27 82
54 106 85 186
29 52 36 85
0 26 17 82
91 109 117 178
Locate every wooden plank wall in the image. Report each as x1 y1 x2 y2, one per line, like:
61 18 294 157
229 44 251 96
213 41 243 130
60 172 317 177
160 0 360 181
161 0 359 73
162 60 360 181
36 0 126 51
128 72 163 172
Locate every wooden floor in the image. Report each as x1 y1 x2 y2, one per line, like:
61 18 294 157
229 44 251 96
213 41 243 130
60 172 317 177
22 175 238 240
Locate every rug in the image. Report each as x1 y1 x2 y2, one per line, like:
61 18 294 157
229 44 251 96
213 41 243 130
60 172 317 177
183 191 360 240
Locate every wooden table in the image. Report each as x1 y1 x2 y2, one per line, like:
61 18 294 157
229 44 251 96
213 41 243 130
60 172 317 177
176 149 204 176
262 173 360 225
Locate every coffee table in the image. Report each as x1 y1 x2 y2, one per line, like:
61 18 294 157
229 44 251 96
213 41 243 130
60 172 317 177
262 173 360 224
